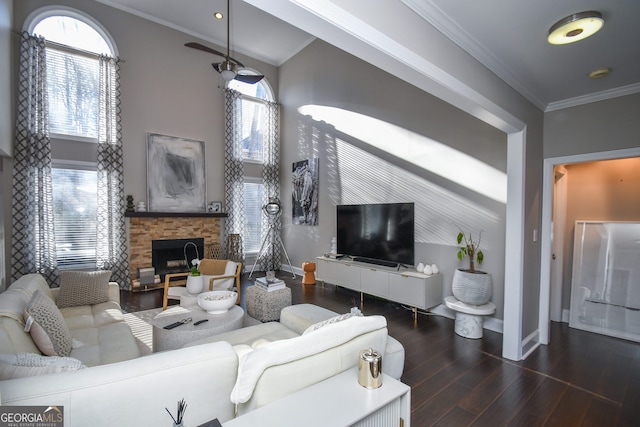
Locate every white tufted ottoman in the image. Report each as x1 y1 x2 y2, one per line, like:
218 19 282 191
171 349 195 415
246 285 292 322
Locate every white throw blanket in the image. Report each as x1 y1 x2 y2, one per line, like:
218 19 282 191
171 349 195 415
230 315 387 404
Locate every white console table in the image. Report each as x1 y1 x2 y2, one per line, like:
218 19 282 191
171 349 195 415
316 256 443 318
223 367 410 427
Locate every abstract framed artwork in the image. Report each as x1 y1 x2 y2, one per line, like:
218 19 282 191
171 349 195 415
146 133 206 212
292 158 319 225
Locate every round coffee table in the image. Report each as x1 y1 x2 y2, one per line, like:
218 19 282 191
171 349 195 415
152 304 244 352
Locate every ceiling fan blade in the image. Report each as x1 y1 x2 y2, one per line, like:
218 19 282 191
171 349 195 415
185 42 227 59
235 74 265 84
186 42 245 68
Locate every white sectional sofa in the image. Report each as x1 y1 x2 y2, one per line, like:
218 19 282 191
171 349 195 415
0 274 405 427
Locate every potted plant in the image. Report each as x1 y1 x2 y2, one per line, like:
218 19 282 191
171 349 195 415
452 229 492 305
184 242 204 294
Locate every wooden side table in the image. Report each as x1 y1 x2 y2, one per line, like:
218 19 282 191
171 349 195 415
246 285 292 322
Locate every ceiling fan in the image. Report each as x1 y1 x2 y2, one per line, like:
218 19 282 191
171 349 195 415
185 0 264 84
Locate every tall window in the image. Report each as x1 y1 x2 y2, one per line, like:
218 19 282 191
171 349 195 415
29 10 115 270
33 14 113 140
228 75 275 255
243 180 264 253
228 77 274 163
51 165 97 268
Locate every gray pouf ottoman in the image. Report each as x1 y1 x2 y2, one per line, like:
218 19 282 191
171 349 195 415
246 285 292 322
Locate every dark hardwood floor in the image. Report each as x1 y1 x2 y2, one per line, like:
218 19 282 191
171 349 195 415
121 272 640 426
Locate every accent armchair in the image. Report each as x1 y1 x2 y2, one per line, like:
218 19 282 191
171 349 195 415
162 259 242 310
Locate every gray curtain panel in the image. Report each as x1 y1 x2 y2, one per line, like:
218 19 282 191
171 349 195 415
259 100 281 272
224 89 246 263
12 32 59 285
96 55 130 289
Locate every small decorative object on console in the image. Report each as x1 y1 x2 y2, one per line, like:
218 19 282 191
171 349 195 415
358 348 382 389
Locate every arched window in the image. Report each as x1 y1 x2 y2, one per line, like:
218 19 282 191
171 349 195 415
24 8 118 270
227 73 277 255
27 7 116 140
227 72 274 163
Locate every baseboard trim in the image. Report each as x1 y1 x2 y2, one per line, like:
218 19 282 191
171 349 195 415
521 329 541 360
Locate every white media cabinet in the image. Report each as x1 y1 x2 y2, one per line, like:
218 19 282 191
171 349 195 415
316 256 443 318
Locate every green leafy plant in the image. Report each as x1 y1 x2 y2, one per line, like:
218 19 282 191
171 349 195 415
190 259 201 276
456 229 484 273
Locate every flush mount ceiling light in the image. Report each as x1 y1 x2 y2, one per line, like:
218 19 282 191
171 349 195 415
548 11 604 45
214 11 224 19
589 67 611 79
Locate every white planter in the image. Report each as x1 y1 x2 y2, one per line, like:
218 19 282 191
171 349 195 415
451 269 492 305
186 275 204 294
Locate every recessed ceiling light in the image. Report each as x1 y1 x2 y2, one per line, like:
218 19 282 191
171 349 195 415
589 68 611 79
214 11 224 19
548 11 604 45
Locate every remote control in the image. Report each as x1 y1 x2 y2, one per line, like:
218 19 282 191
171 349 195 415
163 321 183 330
194 319 209 326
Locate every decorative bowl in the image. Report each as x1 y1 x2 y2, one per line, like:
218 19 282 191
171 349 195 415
197 291 237 314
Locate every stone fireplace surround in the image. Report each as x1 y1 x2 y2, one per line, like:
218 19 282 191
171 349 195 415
126 212 226 289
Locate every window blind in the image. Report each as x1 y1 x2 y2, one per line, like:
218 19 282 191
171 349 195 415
51 167 98 269
46 47 99 139
243 181 264 253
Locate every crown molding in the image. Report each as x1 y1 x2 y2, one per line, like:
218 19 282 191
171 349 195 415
545 82 640 112
401 0 547 110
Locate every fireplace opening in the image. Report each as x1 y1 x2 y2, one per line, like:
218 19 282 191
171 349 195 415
152 238 204 280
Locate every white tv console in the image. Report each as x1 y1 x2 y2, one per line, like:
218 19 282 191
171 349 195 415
316 256 443 318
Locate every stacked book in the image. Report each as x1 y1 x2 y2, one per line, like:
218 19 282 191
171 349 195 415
255 277 287 292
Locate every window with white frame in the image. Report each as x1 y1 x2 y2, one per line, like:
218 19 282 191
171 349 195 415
228 73 274 255
228 76 274 163
28 9 115 269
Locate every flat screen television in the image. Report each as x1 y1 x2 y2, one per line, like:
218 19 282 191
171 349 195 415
336 203 414 267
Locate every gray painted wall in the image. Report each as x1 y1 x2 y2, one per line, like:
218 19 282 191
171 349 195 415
279 39 509 319
12 0 277 203
7 0 278 279
545 93 640 317
544 93 640 159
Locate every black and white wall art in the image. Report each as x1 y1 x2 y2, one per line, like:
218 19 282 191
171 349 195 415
146 133 206 212
292 158 319 225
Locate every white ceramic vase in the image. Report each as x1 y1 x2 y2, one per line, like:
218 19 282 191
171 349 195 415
186 275 204 294
451 269 492 305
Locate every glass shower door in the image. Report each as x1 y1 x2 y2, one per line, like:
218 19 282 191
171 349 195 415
569 221 640 342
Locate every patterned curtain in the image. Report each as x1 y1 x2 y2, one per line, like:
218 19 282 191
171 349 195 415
96 55 130 289
257 101 281 272
11 32 59 285
224 89 245 262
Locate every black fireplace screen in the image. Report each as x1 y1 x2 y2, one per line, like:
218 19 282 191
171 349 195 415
152 238 204 279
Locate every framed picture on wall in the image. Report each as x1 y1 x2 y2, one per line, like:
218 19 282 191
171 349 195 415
146 133 206 212
292 158 319 225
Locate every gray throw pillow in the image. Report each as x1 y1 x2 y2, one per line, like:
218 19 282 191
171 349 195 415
56 270 112 308
0 352 85 380
24 290 72 357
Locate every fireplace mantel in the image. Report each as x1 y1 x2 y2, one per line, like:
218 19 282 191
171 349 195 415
125 211 228 218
